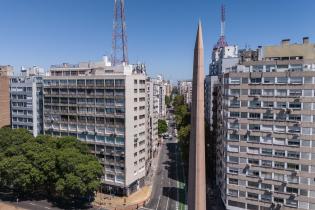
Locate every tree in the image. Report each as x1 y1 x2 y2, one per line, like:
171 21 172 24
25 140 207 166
178 125 191 162
0 128 102 205
158 119 168 135
165 95 171 108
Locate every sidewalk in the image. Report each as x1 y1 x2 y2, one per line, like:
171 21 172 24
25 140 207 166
93 186 151 210
0 202 25 210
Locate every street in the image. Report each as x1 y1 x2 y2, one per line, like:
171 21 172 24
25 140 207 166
141 114 187 210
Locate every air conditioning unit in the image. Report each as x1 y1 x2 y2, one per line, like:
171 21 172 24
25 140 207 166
100 158 105 162
100 149 105 152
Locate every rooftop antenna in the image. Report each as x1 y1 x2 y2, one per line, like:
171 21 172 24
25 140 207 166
112 0 129 66
214 4 228 49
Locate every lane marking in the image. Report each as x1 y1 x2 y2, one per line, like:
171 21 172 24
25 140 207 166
28 202 52 209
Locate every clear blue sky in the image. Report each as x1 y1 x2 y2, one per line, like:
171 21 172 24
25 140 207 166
1 0 314 80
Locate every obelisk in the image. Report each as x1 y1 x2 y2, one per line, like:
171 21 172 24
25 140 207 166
188 21 206 210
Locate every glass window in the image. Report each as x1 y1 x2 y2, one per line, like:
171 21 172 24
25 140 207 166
264 77 275 83
302 127 311 135
304 89 313 96
277 102 287 108
304 77 313 84
303 103 312 110
302 115 312 122
290 77 303 84
277 77 288 83
289 89 302 96
241 89 248 95
277 89 287 96
263 101 274 107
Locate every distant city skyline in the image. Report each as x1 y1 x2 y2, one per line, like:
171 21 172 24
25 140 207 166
0 0 314 80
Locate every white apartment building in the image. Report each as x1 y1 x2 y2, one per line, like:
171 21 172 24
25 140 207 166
214 38 315 210
10 66 44 137
43 57 149 195
147 77 159 159
178 80 192 105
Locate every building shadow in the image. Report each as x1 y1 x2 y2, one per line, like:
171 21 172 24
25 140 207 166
162 142 186 183
162 187 187 205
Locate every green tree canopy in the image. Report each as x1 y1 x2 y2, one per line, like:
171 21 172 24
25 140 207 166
0 128 102 205
158 119 168 135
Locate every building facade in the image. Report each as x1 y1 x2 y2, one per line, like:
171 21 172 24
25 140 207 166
10 67 44 136
0 65 13 128
178 80 192 105
147 77 159 159
215 38 315 210
43 57 149 195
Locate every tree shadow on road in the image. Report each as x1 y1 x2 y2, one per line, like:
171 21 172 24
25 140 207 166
0 187 94 210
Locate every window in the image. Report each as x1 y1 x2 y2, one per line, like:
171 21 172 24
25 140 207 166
228 189 238 197
274 150 285 157
274 161 285 169
264 77 275 83
248 181 259 188
288 138 300 146
228 134 239 141
241 89 248 95
288 114 301 121
288 151 300 159
230 77 240 84
241 112 248 118
263 101 274 108
250 89 261 95
248 159 259 165
250 78 261 83
247 192 258 200
230 100 240 107
248 136 260 143
274 138 285 145
289 89 302 97
241 77 248 84
287 163 299 170
230 89 240 96
241 100 247 107
230 112 239 117
261 148 272 156
277 77 288 83
277 89 287 96
249 124 260 131
302 127 311 135
228 156 239 163
263 89 274 96
249 100 261 108
277 102 287 108
263 113 273 120
290 77 303 84
249 113 260 119
302 115 312 122
228 167 239 174
304 77 313 84
303 102 312 110
289 102 301 109
229 178 238 185
248 147 259 154
261 160 272 167
304 89 312 97
274 174 284 182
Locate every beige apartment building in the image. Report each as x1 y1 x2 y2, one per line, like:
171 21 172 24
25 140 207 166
43 57 149 195
214 38 315 210
0 65 13 128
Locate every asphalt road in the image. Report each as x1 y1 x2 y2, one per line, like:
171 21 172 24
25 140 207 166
141 116 187 210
